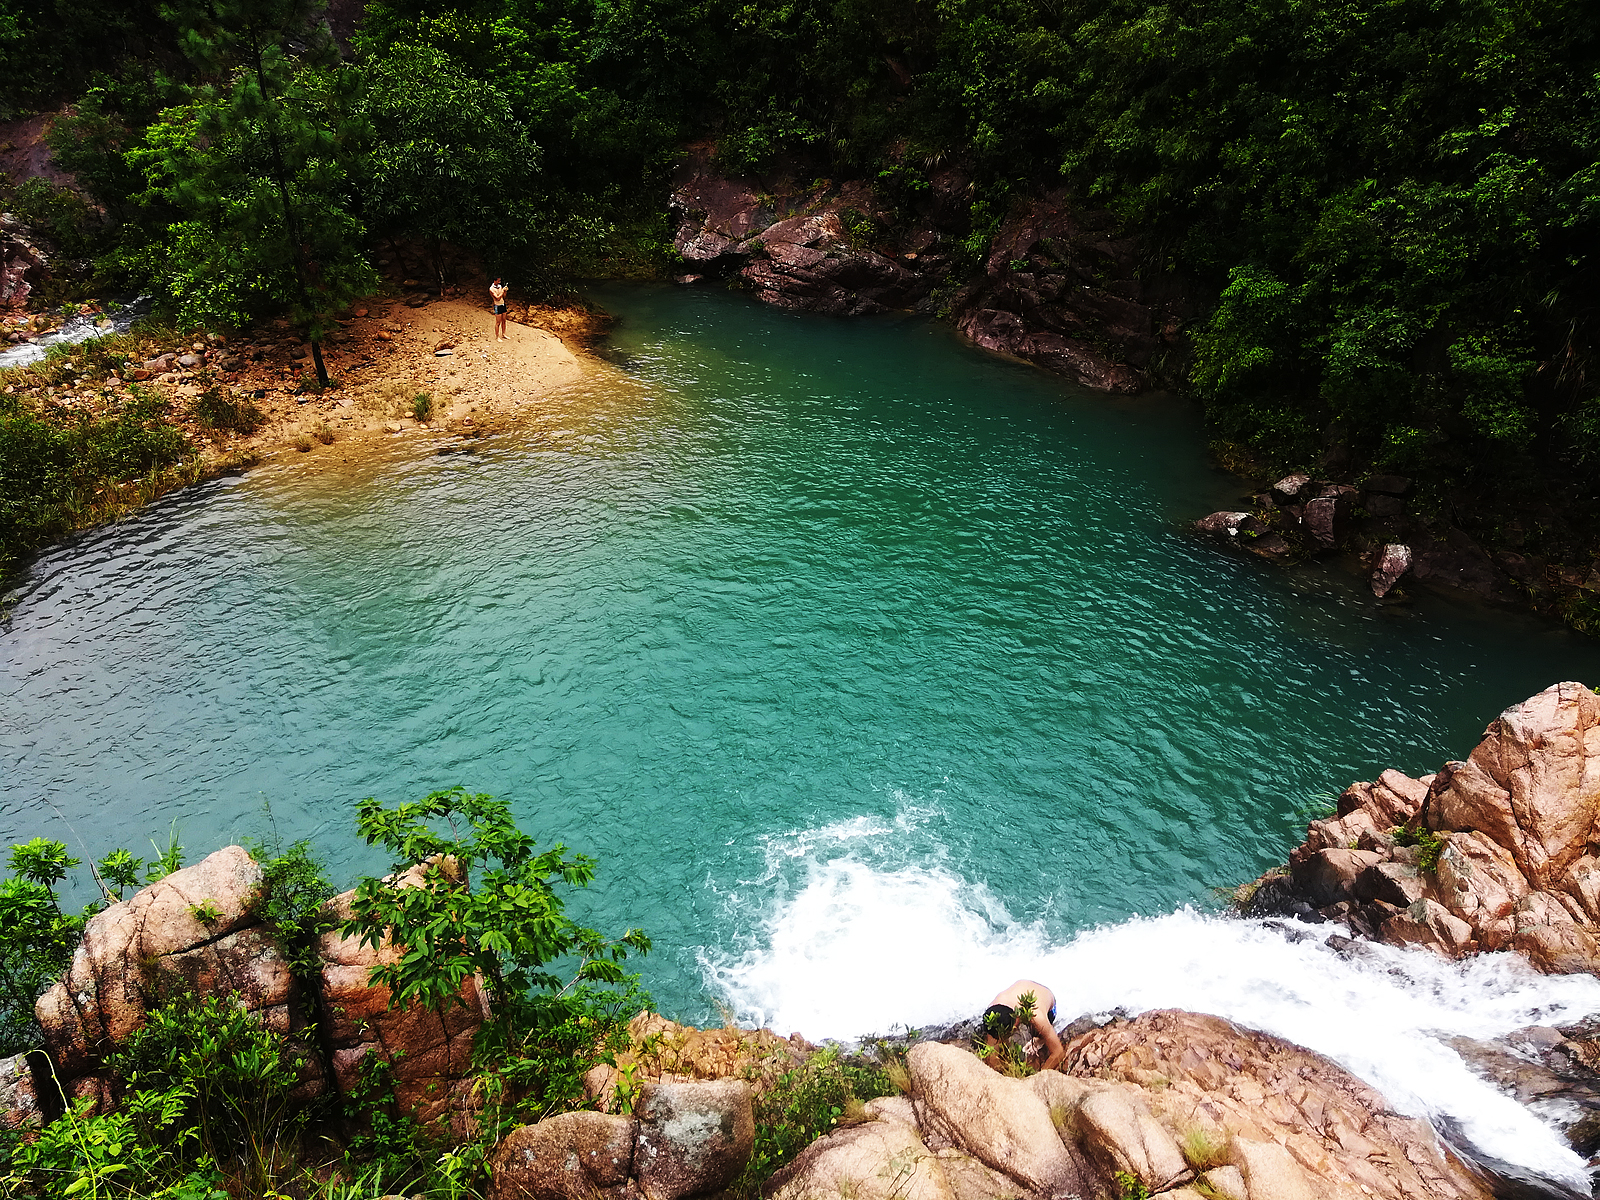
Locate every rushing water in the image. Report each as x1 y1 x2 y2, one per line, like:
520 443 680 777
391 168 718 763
7 284 1600 1187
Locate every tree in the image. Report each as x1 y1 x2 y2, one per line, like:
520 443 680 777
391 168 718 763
358 42 542 286
137 0 376 385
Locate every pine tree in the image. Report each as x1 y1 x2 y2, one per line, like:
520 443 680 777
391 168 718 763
142 0 374 385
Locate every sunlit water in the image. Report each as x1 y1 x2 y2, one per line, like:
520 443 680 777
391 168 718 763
7 285 1600 1187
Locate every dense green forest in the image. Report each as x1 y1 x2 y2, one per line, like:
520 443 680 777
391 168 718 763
3 0 1598 572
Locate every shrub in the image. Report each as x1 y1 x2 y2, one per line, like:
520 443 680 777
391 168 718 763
344 788 652 1132
411 392 433 422
731 1047 895 1197
0 839 87 1053
1392 824 1446 873
192 384 264 434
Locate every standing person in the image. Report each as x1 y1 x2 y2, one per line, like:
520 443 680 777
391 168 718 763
490 277 509 340
979 979 1065 1073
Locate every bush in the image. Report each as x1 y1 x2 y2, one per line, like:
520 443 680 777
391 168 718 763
0 839 87 1053
731 1047 895 1197
192 384 263 435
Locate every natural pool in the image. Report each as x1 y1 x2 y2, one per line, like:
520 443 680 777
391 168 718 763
6 284 1600 1185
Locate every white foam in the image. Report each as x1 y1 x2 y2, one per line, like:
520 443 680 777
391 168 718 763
704 852 1600 1192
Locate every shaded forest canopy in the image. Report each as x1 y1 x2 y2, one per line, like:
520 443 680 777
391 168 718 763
2 0 1598 519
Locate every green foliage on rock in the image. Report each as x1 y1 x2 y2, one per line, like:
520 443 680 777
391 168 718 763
733 1046 895 1197
345 786 651 1013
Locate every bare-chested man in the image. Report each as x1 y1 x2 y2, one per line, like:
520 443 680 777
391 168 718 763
490 277 508 340
979 979 1065 1073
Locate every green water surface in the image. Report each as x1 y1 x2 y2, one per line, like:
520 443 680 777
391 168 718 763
4 284 1597 1024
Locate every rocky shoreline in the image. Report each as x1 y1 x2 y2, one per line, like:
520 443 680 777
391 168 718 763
666 154 1599 635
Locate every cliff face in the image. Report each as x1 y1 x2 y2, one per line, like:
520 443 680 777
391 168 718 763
1253 681 1600 974
668 148 1198 395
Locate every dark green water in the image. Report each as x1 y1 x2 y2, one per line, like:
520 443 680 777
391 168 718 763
4 284 1598 1038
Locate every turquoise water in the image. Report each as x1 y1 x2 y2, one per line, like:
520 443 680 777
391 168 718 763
4 284 1599 1038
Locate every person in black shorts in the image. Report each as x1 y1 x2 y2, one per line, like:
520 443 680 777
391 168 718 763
490 277 509 340
979 978 1065 1072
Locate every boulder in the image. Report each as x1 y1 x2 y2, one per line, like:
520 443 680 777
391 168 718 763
1271 473 1312 502
1072 1086 1187 1192
315 874 487 1127
766 1119 954 1200
1229 1137 1318 1200
1381 898 1476 956
1270 681 1600 977
1192 512 1253 538
1430 682 1600 891
1290 848 1383 907
634 1079 754 1200
488 1111 638 1200
906 1042 1095 1196
1365 474 1413 496
1371 543 1413 598
585 1012 810 1108
35 846 277 1077
1244 534 1291 559
0 1052 42 1130
1063 1010 1491 1200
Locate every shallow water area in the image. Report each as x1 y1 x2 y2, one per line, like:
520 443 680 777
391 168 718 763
7 284 1600 1187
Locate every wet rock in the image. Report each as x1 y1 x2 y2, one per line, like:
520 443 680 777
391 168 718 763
1 214 50 313
1291 848 1384 907
1064 1010 1492 1200
1244 533 1292 559
1371 543 1413 597
1408 527 1523 605
1193 511 1254 538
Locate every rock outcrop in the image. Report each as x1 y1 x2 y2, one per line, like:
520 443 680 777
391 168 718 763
33 846 303 1104
584 1011 814 1108
1190 468 1565 611
316 869 488 1129
669 149 1194 394
1 213 50 317
30 846 484 1127
1254 681 1600 974
759 1020 1489 1200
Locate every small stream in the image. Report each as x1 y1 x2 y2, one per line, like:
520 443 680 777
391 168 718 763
0 296 151 370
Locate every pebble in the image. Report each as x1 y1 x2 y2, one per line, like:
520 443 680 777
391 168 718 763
434 349 452 357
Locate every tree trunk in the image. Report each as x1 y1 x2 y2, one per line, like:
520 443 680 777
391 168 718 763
310 339 329 388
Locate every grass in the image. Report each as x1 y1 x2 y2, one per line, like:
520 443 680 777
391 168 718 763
1179 1124 1228 1170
